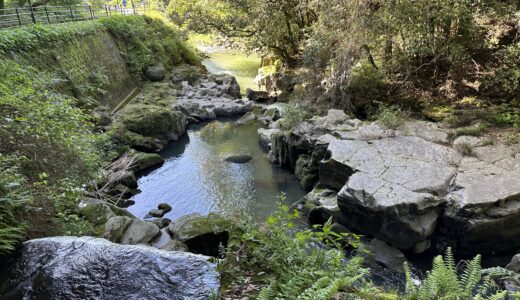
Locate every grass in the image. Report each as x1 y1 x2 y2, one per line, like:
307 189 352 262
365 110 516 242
375 105 410 130
504 132 519 146
448 123 488 141
458 142 474 156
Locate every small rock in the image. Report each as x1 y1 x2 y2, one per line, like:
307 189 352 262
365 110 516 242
119 171 138 189
145 64 166 82
224 155 252 164
237 112 257 125
161 240 189 252
158 203 173 213
506 254 520 273
245 88 269 102
147 209 166 218
152 218 171 229
360 239 409 273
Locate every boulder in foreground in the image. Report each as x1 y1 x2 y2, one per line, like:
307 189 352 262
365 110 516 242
0 236 220 300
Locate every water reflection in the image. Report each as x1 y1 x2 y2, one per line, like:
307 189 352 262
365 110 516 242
128 119 305 221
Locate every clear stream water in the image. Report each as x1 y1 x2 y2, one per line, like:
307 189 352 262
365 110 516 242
128 51 305 222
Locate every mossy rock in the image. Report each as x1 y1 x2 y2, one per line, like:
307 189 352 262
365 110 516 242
131 151 165 173
168 213 236 257
116 104 187 141
118 130 165 152
104 216 133 243
79 198 136 226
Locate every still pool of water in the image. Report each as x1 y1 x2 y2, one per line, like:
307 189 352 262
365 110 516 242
202 50 261 93
128 119 306 221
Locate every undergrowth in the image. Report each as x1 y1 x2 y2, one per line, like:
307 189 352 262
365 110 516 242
0 15 200 254
404 248 507 300
220 194 394 299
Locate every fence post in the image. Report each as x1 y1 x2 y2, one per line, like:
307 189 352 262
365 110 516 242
89 5 93 19
29 3 36 24
44 6 50 23
15 8 22 26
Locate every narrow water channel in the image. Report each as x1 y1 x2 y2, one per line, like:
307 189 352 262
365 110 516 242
128 51 305 221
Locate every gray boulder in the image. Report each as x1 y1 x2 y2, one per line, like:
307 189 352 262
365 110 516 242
360 239 409 273
145 63 166 82
104 216 134 243
0 237 219 300
120 219 160 245
246 88 269 102
168 213 234 257
507 254 520 273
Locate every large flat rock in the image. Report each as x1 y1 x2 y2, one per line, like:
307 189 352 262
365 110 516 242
331 134 461 249
262 109 520 254
0 237 220 300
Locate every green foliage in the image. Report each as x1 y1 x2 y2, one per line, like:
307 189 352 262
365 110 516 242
168 0 315 63
0 15 200 253
494 111 520 128
279 103 313 130
482 42 520 100
220 194 389 299
375 105 410 130
404 248 507 300
100 13 201 77
0 154 31 255
0 21 104 53
448 123 488 141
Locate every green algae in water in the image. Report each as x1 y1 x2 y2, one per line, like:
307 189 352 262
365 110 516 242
202 50 261 93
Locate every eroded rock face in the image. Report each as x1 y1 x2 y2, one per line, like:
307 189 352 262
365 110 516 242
0 237 220 300
174 74 252 121
167 213 234 257
260 109 520 255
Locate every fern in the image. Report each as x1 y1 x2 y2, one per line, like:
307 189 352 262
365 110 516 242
0 154 31 255
404 248 507 300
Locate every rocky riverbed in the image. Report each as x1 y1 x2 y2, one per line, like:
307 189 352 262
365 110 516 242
258 107 520 256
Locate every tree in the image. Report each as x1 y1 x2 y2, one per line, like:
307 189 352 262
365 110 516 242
167 0 316 64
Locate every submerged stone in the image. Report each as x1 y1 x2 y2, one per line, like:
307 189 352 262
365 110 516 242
224 155 253 164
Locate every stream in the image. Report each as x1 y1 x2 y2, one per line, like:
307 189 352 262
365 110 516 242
128 51 305 222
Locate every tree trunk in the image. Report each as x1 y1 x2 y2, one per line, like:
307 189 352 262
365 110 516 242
0 0 5 16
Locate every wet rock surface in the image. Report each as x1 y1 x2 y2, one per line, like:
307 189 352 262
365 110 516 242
260 109 520 255
0 237 220 300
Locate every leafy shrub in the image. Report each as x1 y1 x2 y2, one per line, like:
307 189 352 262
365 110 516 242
404 248 507 300
448 123 488 141
100 14 201 77
0 15 200 253
375 105 410 130
220 195 390 299
279 103 313 130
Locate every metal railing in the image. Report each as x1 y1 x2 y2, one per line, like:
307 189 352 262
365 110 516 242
0 3 153 29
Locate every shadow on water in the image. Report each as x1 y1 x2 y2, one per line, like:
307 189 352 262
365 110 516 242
128 118 306 222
